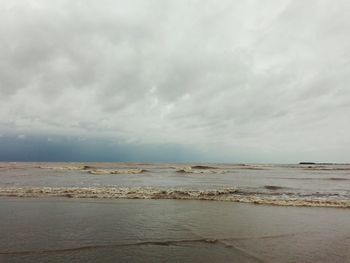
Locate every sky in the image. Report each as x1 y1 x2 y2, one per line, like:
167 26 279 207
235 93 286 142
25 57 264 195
0 0 350 163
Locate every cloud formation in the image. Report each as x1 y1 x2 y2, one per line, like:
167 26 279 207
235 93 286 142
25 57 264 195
0 0 350 162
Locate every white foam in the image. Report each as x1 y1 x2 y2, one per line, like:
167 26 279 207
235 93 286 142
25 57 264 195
0 187 349 208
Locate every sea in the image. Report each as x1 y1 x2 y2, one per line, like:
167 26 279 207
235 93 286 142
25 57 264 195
0 162 349 262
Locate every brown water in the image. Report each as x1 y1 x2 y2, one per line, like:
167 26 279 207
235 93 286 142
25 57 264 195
0 198 349 263
0 162 350 262
0 162 349 207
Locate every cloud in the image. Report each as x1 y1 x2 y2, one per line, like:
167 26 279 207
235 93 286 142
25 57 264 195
0 0 350 162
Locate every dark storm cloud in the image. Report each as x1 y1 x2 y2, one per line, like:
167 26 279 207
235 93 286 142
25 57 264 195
0 0 350 162
0 134 204 162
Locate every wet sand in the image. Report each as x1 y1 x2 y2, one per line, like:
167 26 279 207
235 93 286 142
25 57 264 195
0 197 350 263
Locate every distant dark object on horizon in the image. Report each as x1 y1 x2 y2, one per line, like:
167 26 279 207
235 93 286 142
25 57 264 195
299 162 349 165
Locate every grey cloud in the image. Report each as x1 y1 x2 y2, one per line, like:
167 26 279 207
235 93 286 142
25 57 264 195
0 0 350 162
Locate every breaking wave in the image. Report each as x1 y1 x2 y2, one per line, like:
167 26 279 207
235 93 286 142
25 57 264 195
37 165 94 171
0 187 349 208
175 164 267 173
37 165 147 175
88 169 147 175
176 167 226 174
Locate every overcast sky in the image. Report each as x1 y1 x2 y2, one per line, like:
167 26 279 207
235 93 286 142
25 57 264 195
0 0 350 163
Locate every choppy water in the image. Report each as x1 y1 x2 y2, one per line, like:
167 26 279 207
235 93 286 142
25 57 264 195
0 162 349 207
1 163 350 262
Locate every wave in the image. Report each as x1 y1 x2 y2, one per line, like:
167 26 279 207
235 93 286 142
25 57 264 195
263 185 285 190
36 165 147 175
269 177 350 181
190 165 219 169
176 167 226 174
88 169 147 175
174 164 268 174
302 166 350 171
232 167 266 170
37 165 94 171
0 187 349 208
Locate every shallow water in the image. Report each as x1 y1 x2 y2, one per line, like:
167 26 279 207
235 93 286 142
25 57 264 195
0 162 349 207
0 198 349 263
1 163 350 262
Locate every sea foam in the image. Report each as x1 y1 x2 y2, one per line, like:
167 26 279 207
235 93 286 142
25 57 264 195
0 187 349 208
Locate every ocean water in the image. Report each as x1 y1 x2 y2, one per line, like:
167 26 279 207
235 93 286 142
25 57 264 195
0 162 350 262
0 162 349 207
